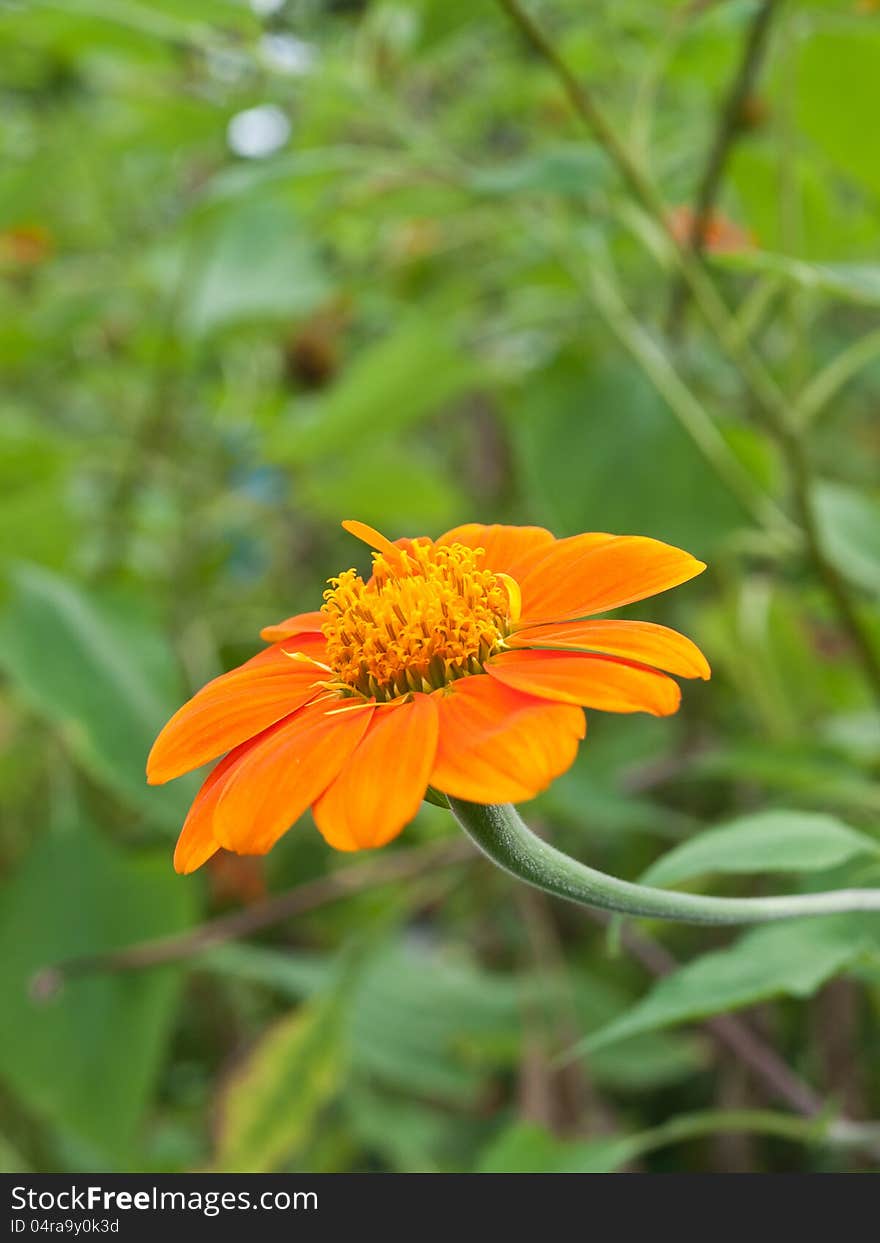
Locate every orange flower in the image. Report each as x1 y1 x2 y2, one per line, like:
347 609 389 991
148 521 709 872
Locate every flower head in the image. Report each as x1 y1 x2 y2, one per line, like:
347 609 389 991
148 520 709 872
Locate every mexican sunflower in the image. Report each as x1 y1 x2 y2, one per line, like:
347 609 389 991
148 521 710 873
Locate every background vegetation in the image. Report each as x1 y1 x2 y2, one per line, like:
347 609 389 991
2 0 880 1173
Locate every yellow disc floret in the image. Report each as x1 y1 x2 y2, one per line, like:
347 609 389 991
321 540 518 700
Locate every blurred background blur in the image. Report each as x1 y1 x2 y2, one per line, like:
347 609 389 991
2 0 880 1174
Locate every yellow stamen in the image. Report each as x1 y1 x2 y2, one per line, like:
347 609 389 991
321 538 515 700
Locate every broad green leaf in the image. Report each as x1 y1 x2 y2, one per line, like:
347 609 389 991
0 827 195 1166
23 0 256 54
0 419 79 569
0 1133 29 1174
814 482 880 596
823 711 880 763
206 942 525 1106
729 145 878 260
0 564 196 826
796 27 880 197
267 320 476 466
201 147 377 208
477 1110 824 1174
477 1122 640 1174
589 1030 707 1093
181 199 331 338
510 353 752 549
641 810 879 890
346 1087 463 1174
205 939 704 1110
693 743 880 817
581 916 880 1054
469 144 606 198
299 443 465 530
212 986 349 1173
717 251 880 307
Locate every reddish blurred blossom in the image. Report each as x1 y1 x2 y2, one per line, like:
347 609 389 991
667 206 755 254
0 224 54 268
207 853 267 906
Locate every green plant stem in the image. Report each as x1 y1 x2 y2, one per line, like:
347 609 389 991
620 1108 879 1160
586 260 797 546
781 427 880 693
495 0 790 431
796 326 880 427
667 0 782 332
449 799 880 925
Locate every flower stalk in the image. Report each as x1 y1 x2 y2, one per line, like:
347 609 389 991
448 799 880 925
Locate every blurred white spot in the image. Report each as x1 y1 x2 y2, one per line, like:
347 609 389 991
226 105 291 159
250 0 285 16
260 33 317 76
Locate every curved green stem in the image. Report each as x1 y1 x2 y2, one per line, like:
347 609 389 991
449 800 880 925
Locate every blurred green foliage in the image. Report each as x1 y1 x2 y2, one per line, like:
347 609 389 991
1 0 879 1174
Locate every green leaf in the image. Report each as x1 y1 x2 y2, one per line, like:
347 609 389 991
589 1030 707 1093
477 1110 825 1174
795 27 880 197
641 810 879 890
205 941 526 1107
716 252 880 308
469 144 606 198
299 443 465 531
181 199 331 338
814 482 880 596
212 986 349 1173
581 916 880 1054
510 353 750 549
476 1122 640 1174
267 320 476 466
345 1087 463 1173
0 827 195 1166
0 419 79 569
0 564 197 826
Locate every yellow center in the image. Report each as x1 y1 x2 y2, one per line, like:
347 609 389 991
321 540 519 701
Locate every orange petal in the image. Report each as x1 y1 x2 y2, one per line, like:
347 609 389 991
487 650 682 716
213 700 374 855
430 675 585 804
342 519 409 568
509 619 710 680
147 644 327 785
172 733 267 874
517 534 705 623
312 694 439 851
259 610 325 643
436 523 556 580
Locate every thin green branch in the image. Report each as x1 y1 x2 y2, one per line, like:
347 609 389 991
796 326 880 427
781 426 880 694
730 272 785 350
495 0 792 432
449 799 880 925
620 1108 880 1160
667 0 782 331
